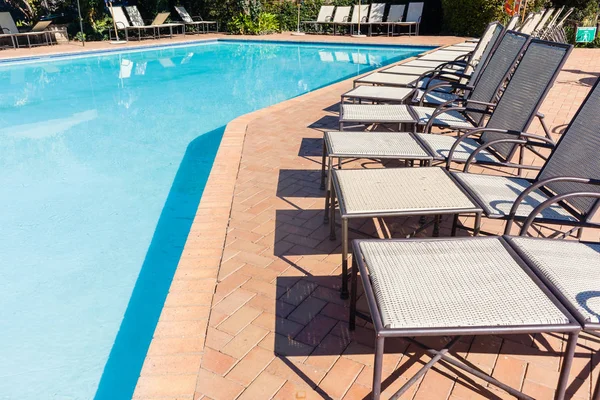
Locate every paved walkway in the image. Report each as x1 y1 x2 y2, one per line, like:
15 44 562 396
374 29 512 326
5 35 599 399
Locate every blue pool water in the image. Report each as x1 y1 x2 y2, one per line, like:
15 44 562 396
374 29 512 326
0 40 430 399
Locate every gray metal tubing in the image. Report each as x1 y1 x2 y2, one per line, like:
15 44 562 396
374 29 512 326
389 337 461 400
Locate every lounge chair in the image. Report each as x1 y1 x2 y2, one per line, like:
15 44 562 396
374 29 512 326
109 6 153 41
363 3 385 36
349 236 580 400
329 6 351 35
125 6 184 39
506 15 520 30
520 10 544 35
335 4 370 36
301 5 335 33
0 13 57 48
393 2 424 36
378 4 405 36
0 25 16 49
506 236 600 400
340 36 565 138
453 76 600 237
174 6 218 33
352 22 505 105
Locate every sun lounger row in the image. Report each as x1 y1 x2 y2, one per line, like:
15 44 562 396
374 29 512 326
312 21 600 399
109 5 217 42
0 12 67 49
302 3 423 36
514 6 575 43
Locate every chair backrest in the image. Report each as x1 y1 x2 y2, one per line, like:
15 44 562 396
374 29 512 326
175 6 193 23
520 11 543 35
125 6 146 27
517 12 534 32
386 4 405 22
464 21 504 80
110 6 131 29
350 4 370 23
536 77 600 218
333 6 351 23
30 20 52 32
506 15 519 30
151 12 170 25
368 3 385 23
406 2 424 23
480 40 572 160
0 12 19 34
534 8 554 35
317 5 335 22
465 30 529 124
541 6 564 37
555 7 574 29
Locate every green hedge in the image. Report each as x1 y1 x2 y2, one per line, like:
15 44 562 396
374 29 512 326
440 0 504 37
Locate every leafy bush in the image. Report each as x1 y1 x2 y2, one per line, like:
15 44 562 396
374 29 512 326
229 11 280 35
441 0 505 37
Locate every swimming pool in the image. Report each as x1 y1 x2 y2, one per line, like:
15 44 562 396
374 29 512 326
0 39 431 399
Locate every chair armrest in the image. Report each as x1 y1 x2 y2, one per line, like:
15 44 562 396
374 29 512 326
506 176 600 234
466 100 496 108
517 186 600 235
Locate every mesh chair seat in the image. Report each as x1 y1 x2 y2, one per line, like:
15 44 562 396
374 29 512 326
356 72 420 87
508 237 600 324
325 131 431 159
340 104 416 123
405 59 464 71
411 105 475 129
358 238 570 329
342 86 415 103
452 173 577 221
419 51 467 62
334 167 479 216
413 89 457 105
414 132 499 163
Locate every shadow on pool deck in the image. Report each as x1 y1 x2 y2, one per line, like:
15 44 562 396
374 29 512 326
93 127 225 400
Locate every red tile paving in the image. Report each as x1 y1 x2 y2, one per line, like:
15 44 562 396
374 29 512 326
5 34 599 399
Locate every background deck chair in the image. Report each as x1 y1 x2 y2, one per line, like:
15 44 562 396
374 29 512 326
532 7 554 37
394 2 424 36
336 4 370 36
301 5 335 33
539 6 564 39
329 6 351 35
452 76 600 237
174 6 218 33
364 3 385 36
350 236 580 400
546 7 575 44
380 4 405 36
0 13 53 48
125 7 183 39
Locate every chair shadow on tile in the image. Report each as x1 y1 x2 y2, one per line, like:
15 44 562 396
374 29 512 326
308 115 339 130
269 275 564 400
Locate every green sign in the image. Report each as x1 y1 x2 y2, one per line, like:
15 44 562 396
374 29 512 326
576 27 597 43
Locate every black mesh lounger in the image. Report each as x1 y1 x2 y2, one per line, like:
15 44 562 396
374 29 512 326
451 76 600 237
350 236 580 400
342 21 505 106
339 31 539 132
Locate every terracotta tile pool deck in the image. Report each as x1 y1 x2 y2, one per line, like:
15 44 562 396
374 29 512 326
4 34 600 399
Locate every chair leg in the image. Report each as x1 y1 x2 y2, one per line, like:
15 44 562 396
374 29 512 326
341 218 349 299
372 336 385 400
320 140 327 190
555 332 579 400
324 157 332 224
451 214 459 236
349 255 358 330
330 186 337 240
593 373 600 400
474 213 482 236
